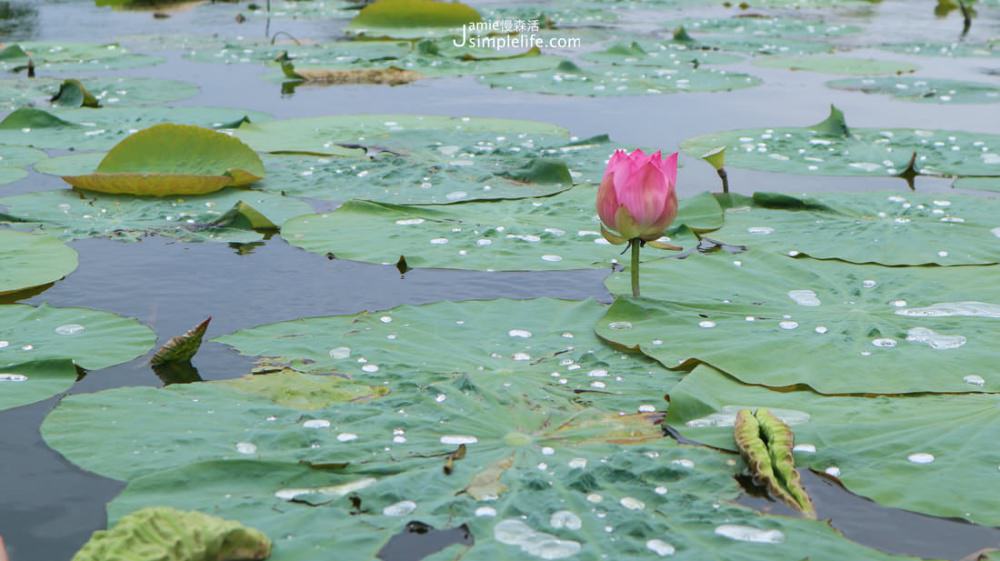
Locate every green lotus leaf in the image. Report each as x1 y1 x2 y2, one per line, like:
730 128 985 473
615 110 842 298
664 17 862 37
218 369 390 411
708 191 1000 266
733 409 814 517
663 30 835 57
754 54 918 76
669 365 1000 526
681 106 1000 177
71 506 271 561
0 144 46 185
183 38 412 67
485 3 619 27
350 0 481 29
482 59 761 97
0 230 77 295
0 188 313 243
62 124 265 196
879 41 998 58
954 176 1000 191
598 249 1000 395
582 41 743 67
103 448 921 561
828 76 1000 104
0 41 162 73
0 303 154 370
280 186 706 271
0 359 78 412
0 76 199 110
233 114 567 156
0 106 271 151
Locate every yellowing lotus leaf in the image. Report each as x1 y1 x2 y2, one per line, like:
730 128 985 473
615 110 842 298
61 124 265 196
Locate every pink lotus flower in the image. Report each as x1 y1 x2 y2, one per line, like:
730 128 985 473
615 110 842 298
596 149 679 244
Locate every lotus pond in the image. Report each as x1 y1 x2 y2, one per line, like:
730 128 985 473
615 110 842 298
0 0 999 560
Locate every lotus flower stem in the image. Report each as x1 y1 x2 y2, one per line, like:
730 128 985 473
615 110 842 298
630 239 641 298
717 168 729 194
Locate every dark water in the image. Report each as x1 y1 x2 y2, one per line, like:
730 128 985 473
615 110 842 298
0 0 998 559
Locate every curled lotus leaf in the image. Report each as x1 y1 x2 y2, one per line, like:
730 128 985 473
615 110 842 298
150 317 211 366
50 79 100 108
62 124 265 196
71 507 271 561
348 0 481 38
734 409 815 517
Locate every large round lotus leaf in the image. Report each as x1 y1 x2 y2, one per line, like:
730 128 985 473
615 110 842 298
47 299 682 476
216 298 679 409
0 42 162 72
709 191 1000 266
954 176 1000 191
668 365 1000 526
0 230 77 295
753 55 918 76
0 359 78 412
0 144 46 185
486 3 619 26
597 250 1000 395
0 77 199 110
482 60 761 97
280 186 710 271
62 124 265 196
0 303 154 370
103 450 918 561
879 41 998 58
664 17 861 37
827 77 1000 104
233 114 566 156
258 132 623 204
351 0 481 28
0 188 313 243
0 106 271 151
582 42 743 67
681 107 1000 178
664 35 834 57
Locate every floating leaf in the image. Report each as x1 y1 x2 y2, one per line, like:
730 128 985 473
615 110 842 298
150 317 211 366
598 249 1000 394
582 41 743 67
218 370 390 411
0 106 271 151
0 230 77 295
348 0 481 38
708 191 1000 266
664 16 861 38
62 124 265 196
828 76 1000 104
482 59 761 97
0 144 46 185
0 188 312 243
734 409 815 517
233 114 566 156
0 359 79 412
669 365 1000 526
753 55 918 76
71 507 271 561
0 41 161 73
879 41 998 58
280 186 705 271
954 176 1000 191
0 77 198 110
681 106 1000 178
0 304 155 371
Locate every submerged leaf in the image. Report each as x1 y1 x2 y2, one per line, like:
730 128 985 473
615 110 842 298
71 507 271 561
150 317 210 366
62 124 265 196
734 409 815 517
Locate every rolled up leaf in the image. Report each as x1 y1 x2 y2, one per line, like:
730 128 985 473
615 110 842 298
71 506 271 561
734 408 815 517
